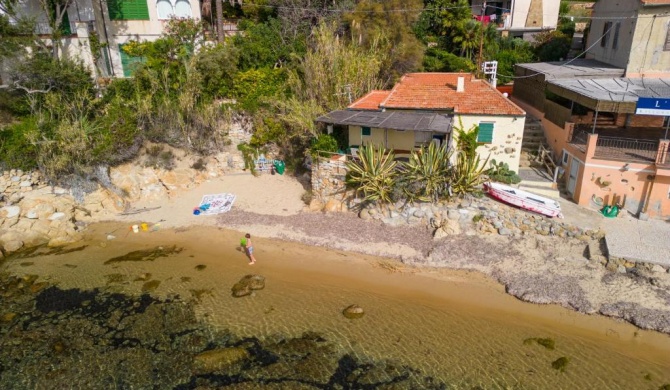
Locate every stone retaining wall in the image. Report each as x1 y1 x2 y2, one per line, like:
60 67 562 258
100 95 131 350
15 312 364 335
311 156 348 203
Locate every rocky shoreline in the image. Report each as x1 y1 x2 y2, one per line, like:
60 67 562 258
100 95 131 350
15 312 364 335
1 159 670 335
216 197 670 335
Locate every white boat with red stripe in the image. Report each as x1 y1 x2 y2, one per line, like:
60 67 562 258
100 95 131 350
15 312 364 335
484 182 563 218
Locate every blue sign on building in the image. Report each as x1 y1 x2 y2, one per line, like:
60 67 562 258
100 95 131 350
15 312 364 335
635 98 670 116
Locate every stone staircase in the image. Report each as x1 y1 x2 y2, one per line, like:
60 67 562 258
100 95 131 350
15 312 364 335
520 117 546 159
517 116 561 199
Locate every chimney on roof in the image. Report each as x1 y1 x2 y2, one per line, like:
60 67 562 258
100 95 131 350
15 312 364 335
456 77 465 93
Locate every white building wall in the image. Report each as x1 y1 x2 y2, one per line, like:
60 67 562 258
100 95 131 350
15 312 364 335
585 0 670 78
94 0 202 77
627 6 670 77
585 0 639 70
14 0 202 79
454 115 525 174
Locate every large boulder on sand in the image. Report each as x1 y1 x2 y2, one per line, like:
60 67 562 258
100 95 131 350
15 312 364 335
323 199 343 213
342 304 365 319
231 274 266 298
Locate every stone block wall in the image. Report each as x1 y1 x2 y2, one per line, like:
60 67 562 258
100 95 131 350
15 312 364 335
311 156 349 202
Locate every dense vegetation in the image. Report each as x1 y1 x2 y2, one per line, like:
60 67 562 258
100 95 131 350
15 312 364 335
0 0 576 187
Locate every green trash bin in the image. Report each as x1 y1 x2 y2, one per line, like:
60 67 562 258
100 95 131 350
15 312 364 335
273 160 285 175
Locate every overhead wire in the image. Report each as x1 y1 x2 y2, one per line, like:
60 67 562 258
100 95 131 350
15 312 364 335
494 22 617 80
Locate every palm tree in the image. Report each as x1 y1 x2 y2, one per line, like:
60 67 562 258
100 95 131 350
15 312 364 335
452 19 481 61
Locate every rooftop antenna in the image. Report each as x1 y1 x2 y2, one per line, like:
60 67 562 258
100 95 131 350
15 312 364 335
334 84 353 104
482 61 498 88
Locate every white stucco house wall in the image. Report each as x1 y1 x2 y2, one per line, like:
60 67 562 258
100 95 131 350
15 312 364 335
6 0 201 78
317 73 527 174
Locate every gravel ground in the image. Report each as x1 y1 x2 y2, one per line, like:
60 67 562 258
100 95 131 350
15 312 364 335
217 209 436 261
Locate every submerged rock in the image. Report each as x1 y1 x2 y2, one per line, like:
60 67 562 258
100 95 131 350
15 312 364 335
192 347 249 374
231 274 265 298
342 304 365 319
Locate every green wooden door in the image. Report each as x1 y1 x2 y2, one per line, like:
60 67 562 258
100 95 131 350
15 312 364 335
118 44 145 77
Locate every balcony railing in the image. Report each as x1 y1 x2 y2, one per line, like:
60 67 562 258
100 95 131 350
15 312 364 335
569 129 660 163
594 135 658 162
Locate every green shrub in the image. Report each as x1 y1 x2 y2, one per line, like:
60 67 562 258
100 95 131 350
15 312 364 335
233 67 287 112
486 159 521 185
310 134 338 159
191 158 206 171
346 144 398 204
237 142 259 175
0 117 39 170
399 142 453 202
422 47 476 72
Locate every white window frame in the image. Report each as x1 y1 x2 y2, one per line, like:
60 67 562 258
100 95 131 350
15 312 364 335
157 0 192 20
561 150 569 165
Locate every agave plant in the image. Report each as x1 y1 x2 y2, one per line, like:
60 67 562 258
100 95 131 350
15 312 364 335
399 142 453 202
345 144 397 204
450 150 489 196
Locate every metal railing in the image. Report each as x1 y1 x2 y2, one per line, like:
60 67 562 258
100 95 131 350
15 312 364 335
594 135 658 162
568 129 660 162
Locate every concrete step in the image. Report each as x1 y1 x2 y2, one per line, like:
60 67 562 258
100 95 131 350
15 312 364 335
518 184 561 199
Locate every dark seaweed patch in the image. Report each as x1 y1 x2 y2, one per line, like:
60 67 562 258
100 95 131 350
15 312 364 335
104 246 183 264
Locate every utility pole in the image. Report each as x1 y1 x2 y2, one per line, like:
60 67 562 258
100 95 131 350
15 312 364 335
477 1 487 76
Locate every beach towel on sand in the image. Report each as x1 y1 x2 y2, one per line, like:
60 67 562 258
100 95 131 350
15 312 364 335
198 193 236 215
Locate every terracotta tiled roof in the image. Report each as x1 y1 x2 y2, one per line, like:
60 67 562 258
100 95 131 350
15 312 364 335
348 90 391 110
379 73 524 116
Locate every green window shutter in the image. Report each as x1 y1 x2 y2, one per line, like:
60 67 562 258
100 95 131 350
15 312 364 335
60 11 71 35
119 44 145 77
362 126 371 136
108 0 150 20
48 0 72 35
477 123 494 143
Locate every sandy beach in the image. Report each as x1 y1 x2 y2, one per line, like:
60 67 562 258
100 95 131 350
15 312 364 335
3 170 670 388
104 172 670 335
5 221 670 389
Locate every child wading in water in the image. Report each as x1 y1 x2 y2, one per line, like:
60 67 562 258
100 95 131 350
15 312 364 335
243 233 256 265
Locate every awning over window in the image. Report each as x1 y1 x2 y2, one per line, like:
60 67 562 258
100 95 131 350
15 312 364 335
316 110 452 133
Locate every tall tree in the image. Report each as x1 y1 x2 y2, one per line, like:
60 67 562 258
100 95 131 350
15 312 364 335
344 0 424 82
38 0 76 59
